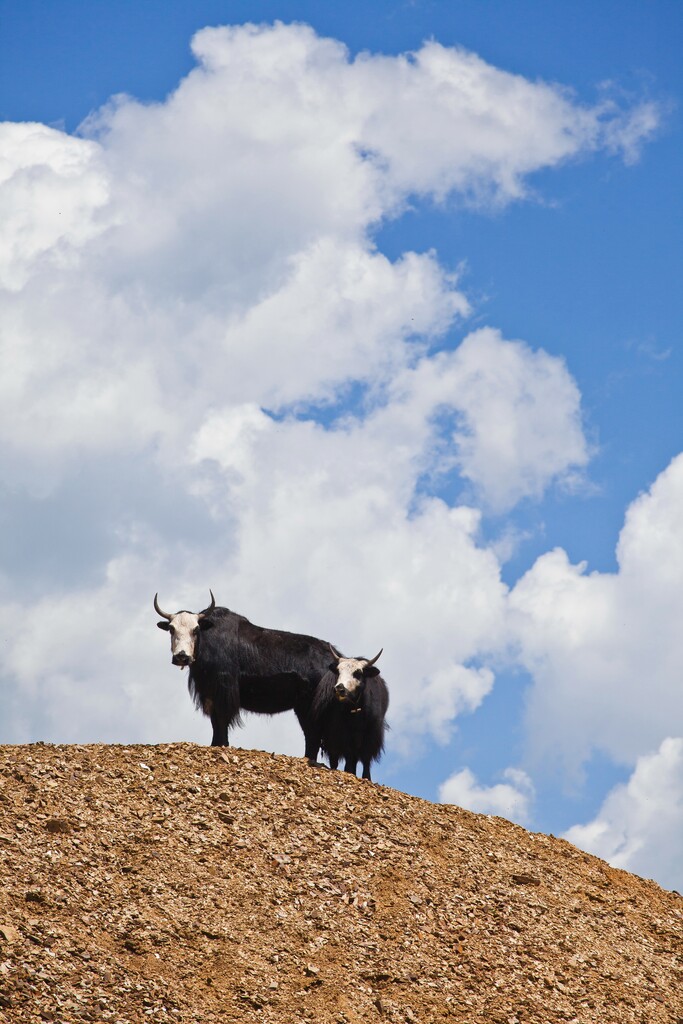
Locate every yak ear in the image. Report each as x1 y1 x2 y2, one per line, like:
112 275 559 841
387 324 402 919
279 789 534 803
198 618 214 631
364 665 381 677
157 620 171 631
328 662 338 672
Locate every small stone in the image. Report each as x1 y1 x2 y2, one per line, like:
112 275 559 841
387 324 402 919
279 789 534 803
25 890 46 903
45 818 71 834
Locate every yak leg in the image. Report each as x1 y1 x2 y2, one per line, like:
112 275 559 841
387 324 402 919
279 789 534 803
328 754 339 771
343 759 358 777
294 704 326 768
304 736 326 768
210 710 229 747
208 676 240 747
361 762 372 782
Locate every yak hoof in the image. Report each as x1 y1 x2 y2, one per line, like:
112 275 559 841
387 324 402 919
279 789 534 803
306 758 329 769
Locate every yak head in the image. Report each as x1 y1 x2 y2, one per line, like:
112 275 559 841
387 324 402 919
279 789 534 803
154 591 216 667
328 645 382 704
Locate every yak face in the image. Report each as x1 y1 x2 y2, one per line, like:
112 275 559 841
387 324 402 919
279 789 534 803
157 611 210 667
331 657 381 703
154 592 215 668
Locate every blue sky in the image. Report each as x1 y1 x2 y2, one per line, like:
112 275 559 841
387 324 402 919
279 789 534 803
1 1 682 889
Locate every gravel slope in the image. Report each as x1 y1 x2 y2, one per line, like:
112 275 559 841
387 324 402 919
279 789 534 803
0 743 681 1023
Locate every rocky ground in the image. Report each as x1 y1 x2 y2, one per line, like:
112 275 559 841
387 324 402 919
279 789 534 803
0 743 681 1024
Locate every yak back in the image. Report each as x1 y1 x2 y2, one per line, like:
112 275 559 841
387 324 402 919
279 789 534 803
237 617 333 714
237 617 331 679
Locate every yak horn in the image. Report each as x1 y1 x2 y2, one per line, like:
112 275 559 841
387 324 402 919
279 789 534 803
364 648 383 668
199 590 216 618
328 643 342 661
154 593 173 620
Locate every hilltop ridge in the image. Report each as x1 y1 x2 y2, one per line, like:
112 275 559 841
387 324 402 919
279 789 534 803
0 743 681 1023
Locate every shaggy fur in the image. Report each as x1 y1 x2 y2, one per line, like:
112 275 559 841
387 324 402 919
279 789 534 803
185 606 335 758
310 663 389 781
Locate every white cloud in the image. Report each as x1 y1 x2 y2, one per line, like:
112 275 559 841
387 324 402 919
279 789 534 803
184 315 588 741
213 240 469 407
564 738 683 891
439 766 535 824
0 21 647 486
510 453 683 776
0 123 111 291
0 551 204 745
600 96 661 165
0 21 658 764
344 38 655 203
189 401 507 745
384 327 589 511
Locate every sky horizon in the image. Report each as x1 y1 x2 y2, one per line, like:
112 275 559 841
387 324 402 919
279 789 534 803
1 1 681 892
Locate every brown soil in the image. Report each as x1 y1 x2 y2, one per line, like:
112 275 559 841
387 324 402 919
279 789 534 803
0 743 681 1024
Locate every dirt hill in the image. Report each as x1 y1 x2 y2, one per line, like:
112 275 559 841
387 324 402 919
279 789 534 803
0 743 681 1024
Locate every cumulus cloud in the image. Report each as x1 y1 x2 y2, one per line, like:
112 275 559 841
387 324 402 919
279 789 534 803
0 550 204 746
214 241 468 407
189 401 507 746
0 21 658 761
510 453 683 777
385 327 589 511
439 766 535 824
0 123 111 291
564 738 683 892
1 21 647 484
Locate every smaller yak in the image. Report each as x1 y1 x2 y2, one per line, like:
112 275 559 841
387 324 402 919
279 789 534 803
310 646 389 781
154 591 337 762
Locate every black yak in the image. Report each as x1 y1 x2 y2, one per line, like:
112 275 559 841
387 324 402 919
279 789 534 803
154 592 338 763
310 646 389 781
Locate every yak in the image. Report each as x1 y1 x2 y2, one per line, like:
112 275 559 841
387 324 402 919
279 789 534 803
154 591 338 763
310 646 389 781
